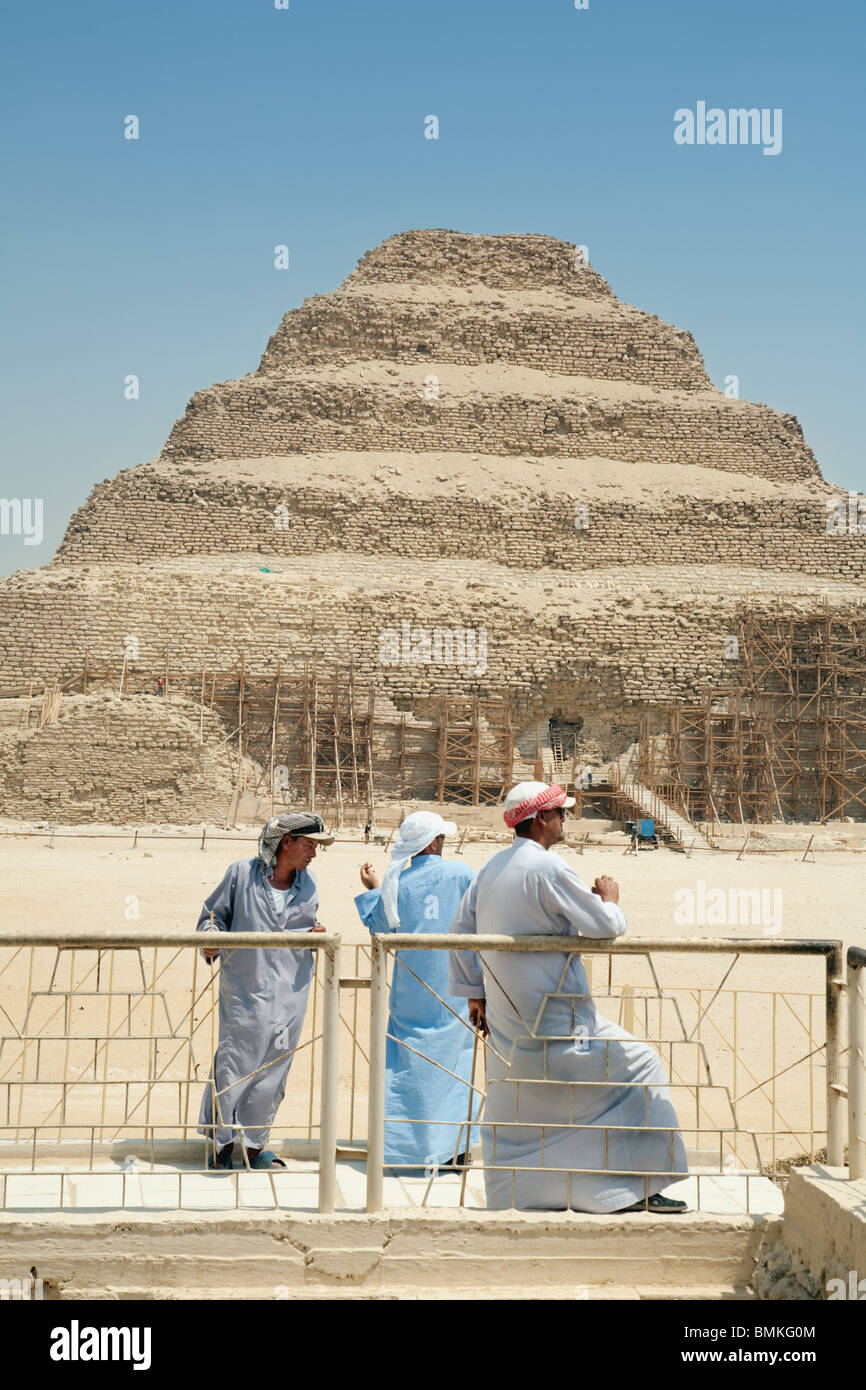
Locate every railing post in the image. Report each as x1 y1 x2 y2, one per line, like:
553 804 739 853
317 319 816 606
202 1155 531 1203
848 954 866 1180
317 939 340 1213
366 934 388 1212
826 945 846 1167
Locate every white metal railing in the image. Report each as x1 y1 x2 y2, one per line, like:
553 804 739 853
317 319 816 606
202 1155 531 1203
0 931 341 1213
364 935 845 1212
0 931 856 1215
848 946 866 1180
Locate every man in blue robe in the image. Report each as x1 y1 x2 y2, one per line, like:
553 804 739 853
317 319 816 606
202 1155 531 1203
356 812 480 1172
197 811 333 1171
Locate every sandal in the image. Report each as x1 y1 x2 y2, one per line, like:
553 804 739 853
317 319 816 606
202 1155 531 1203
616 1193 688 1213
207 1151 233 1171
249 1150 287 1170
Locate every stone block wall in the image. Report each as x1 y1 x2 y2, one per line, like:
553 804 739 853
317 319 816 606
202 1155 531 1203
0 693 255 824
0 560 851 725
344 229 614 296
55 469 864 581
259 294 711 390
752 1167 866 1300
160 378 818 483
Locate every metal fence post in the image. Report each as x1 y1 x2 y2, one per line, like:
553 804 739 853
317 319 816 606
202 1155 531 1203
826 945 846 1167
847 949 866 1180
317 939 340 1213
366 934 388 1212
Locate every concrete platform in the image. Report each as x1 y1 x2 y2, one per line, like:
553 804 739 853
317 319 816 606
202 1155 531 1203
0 1142 791 1298
0 1156 784 1217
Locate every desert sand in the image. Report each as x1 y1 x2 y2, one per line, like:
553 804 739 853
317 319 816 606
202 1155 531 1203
0 825 861 1167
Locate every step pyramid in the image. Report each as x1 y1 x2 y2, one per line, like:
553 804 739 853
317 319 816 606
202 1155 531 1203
1 229 861 815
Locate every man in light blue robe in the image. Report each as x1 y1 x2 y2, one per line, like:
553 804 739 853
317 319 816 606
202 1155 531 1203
449 781 688 1213
356 812 480 1171
196 811 333 1170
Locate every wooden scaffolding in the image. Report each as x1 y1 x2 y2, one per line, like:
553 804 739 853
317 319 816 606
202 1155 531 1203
18 657 520 819
640 602 866 824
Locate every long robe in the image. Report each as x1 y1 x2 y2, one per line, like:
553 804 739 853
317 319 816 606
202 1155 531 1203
355 856 479 1167
448 838 687 1212
196 857 318 1152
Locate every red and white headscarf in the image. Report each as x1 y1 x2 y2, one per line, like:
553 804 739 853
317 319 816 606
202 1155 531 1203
502 781 575 828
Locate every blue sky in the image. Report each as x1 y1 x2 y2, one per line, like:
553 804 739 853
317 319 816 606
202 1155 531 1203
1 0 863 574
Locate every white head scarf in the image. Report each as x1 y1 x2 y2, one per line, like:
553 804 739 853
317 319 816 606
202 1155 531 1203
380 812 457 931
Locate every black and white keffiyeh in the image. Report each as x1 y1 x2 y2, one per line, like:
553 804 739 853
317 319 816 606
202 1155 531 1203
256 812 331 877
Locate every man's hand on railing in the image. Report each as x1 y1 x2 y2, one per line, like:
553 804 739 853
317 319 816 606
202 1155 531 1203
201 946 219 961
591 875 620 904
469 997 489 1037
312 924 326 933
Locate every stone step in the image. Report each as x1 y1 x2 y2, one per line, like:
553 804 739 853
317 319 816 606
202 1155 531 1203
162 368 817 485
80 1282 757 1301
259 292 709 390
1 1209 777 1299
55 460 850 580
344 230 615 298
2 555 860 713
616 781 712 851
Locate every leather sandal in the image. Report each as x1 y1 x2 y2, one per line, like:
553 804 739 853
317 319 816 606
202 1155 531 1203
616 1193 688 1213
249 1150 287 1170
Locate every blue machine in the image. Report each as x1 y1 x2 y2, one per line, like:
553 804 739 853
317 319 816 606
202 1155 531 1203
625 816 659 849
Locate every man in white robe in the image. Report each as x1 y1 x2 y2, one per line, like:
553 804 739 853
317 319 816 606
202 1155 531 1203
449 780 688 1213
